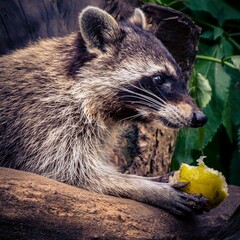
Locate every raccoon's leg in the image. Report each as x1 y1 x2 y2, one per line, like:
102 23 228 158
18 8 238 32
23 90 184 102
123 171 175 183
89 172 209 216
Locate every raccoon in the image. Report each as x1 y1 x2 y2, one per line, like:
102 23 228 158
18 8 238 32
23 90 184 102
0 7 208 216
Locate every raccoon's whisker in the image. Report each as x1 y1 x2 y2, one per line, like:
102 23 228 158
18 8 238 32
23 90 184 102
155 97 185 126
134 84 166 104
134 84 179 118
134 82 168 106
149 84 169 103
170 105 187 125
120 86 182 125
130 84 167 105
120 93 158 104
158 107 184 130
162 107 181 125
162 107 187 127
150 86 181 115
121 87 165 108
122 100 159 111
120 94 164 109
117 113 143 124
140 85 167 104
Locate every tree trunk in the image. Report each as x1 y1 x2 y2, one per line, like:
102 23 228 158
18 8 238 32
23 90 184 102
113 124 177 176
0 167 239 240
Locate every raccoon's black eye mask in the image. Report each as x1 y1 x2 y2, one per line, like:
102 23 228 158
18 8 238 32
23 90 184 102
152 75 165 86
130 74 187 103
138 74 170 90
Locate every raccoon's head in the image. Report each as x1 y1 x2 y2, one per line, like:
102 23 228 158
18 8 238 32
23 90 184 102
76 7 207 129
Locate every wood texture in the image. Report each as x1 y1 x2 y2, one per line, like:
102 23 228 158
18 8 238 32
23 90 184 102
114 124 177 176
142 4 201 81
0 167 239 240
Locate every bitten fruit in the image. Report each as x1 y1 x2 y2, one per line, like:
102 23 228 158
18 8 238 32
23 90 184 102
170 156 229 208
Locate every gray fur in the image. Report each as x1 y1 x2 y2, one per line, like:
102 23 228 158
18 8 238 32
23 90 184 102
0 7 207 216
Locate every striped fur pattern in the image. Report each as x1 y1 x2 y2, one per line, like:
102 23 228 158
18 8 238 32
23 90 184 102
0 7 207 215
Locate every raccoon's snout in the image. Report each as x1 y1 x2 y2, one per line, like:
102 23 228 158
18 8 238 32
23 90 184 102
190 111 208 128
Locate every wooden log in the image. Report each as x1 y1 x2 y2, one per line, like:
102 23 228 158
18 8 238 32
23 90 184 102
0 167 239 240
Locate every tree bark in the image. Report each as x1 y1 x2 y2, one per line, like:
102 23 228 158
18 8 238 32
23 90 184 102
0 167 239 240
113 124 177 176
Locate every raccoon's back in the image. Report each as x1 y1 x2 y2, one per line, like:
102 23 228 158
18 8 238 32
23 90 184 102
0 35 77 167
0 35 74 86
0 34 79 114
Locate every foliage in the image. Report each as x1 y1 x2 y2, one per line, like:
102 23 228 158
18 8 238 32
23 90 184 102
144 0 240 185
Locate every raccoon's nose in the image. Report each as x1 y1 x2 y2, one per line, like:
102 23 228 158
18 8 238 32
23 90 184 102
191 111 208 128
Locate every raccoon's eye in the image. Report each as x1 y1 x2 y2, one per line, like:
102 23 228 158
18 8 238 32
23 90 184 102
152 75 164 85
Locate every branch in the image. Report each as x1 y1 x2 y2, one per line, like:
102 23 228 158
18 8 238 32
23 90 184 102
196 55 237 70
0 167 240 239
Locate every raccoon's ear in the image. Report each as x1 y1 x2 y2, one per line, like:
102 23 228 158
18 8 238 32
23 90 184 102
128 8 147 29
79 7 121 52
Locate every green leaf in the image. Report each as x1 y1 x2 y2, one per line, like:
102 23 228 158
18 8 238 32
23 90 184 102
238 127 240 153
213 38 232 104
223 66 240 140
169 0 240 180
173 44 226 166
199 103 221 150
202 126 227 175
213 60 231 105
194 45 224 149
213 27 224 40
171 128 198 169
231 55 240 70
155 0 163 4
222 100 233 142
184 0 240 25
229 149 240 185
189 39 232 150
228 70 240 126
195 73 212 109
200 30 214 40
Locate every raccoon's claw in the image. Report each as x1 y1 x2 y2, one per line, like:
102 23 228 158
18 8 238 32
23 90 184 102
156 171 175 183
171 181 189 189
171 190 210 216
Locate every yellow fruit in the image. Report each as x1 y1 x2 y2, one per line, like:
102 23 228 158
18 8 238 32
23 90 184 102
174 156 228 207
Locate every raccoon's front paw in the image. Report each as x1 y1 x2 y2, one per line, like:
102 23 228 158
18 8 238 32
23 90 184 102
169 187 210 216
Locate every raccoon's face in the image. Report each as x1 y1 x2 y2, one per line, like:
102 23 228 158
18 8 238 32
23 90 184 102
78 7 207 129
